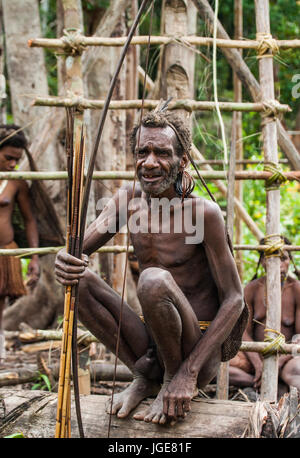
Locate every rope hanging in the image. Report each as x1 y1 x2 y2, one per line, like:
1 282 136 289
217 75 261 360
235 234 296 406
262 328 286 358
263 161 287 190
256 32 280 59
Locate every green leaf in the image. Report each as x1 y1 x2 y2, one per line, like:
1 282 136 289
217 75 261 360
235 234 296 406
31 383 41 390
4 432 25 438
40 374 52 392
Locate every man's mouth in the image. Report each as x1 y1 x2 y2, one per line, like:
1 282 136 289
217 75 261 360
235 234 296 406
142 173 163 183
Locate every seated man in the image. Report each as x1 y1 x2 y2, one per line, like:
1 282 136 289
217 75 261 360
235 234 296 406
229 237 300 395
55 110 248 424
0 125 39 362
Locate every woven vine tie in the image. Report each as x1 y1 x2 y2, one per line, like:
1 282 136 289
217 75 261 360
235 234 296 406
262 99 281 118
262 328 286 358
256 33 279 60
264 161 287 191
263 234 285 258
61 28 86 56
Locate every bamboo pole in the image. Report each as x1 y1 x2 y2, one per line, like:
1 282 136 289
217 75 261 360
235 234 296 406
55 0 86 439
28 35 300 50
4 328 300 355
0 244 300 257
195 159 289 165
255 0 281 403
32 96 291 113
0 170 299 181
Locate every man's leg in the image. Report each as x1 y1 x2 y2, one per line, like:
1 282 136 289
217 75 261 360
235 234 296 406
0 297 6 363
134 267 222 424
78 268 161 418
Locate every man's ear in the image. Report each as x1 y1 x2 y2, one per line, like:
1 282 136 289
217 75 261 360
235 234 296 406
179 153 189 171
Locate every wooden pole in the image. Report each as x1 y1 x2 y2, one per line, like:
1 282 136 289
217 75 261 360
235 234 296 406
233 0 244 281
255 0 281 402
1 244 299 257
32 96 291 113
217 115 238 400
28 35 300 50
0 169 299 181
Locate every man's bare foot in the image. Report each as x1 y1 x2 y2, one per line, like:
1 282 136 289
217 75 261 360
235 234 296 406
106 375 160 419
133 381 170 425
133 381 199 425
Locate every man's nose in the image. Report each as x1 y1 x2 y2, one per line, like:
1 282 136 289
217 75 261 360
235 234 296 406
143 152 158 168
9 160 17 169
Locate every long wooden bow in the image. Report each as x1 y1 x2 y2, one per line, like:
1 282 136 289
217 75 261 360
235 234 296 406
55 0 152 439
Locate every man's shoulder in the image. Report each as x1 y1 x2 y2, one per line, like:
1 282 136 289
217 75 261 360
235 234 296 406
117 182 142 199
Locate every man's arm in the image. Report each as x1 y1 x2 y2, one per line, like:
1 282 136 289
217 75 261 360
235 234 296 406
163 200 244 418
55 186 130 286
16 180 39 286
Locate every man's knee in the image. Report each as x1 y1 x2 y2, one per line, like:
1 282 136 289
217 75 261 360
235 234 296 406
137 267 173 303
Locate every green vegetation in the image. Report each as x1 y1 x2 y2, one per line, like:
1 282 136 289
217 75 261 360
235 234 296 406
31 372 52 392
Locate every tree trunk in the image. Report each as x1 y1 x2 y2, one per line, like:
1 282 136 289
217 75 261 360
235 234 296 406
0 1 6 123
2 0 49 140
2 0 65 331
156 0 197 113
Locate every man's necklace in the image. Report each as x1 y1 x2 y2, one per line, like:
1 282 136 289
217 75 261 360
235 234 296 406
0 180 8 195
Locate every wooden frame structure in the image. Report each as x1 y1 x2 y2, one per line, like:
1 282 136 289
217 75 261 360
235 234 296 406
1 0 300 415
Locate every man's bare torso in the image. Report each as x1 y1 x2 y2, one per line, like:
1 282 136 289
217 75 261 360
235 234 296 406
129 191 220 321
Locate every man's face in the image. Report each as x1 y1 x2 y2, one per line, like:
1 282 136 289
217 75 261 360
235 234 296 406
0 146 23 172
261 250 290 280
134 126 186 197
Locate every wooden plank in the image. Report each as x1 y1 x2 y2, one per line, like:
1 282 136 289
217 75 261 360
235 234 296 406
0 389 253 438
